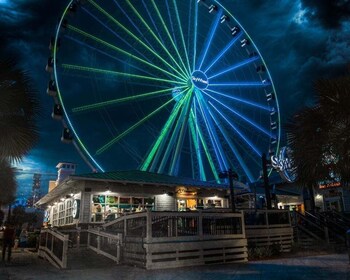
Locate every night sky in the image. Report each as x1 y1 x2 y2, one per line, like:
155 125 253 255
1 0 349 200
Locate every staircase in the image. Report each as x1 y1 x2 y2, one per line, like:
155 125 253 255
292 210 347 250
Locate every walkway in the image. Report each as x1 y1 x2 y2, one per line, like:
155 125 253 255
1 249 350 279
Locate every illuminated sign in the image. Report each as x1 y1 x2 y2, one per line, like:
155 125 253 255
72 199 80 219
271 146 297 183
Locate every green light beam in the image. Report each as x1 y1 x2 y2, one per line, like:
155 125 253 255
126 0 188 78
169 87 194 175
96 88 189 155
196 92 229 171
141 97 186 171
67 25 187 83
86 0 188 81
72 87 186 113
188 115 206 181
157 88 193 173
172 0 192 74
151 0 190 77
190 111 220 182
61 64 185 86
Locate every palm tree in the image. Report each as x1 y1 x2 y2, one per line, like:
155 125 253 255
286 74 350 211
0 57 40 215
0 58 40 161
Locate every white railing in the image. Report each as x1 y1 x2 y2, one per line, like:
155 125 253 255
38 228 69 268
87 227 122 263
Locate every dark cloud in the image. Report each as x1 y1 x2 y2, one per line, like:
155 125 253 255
301 0 350 29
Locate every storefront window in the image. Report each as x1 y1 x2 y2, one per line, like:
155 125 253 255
91 195 154 222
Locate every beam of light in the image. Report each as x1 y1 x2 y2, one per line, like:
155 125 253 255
208 55 260 79
173 0 192 74
204 32 243 74
188 115 206 181
64 35 159 82
192 1 198 72
209 102 261 157
61 64 186 85
190 111 220 182
205 88 271 111
141 95 186 171
81 5 163 77
195 93 228 171
169 88 194 175
87 0 188 80
209 81 269 87
142 0 166 46
66 25 187 83
72 87 185 113
208 109 255 182
96 88 188 155
113 0 156 52
203 91 273 138
197 9 223 70
165 0 178 48
157 90 193 173
151 0 190 76
126 0 188 78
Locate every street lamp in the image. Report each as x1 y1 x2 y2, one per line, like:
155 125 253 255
219 168 238 212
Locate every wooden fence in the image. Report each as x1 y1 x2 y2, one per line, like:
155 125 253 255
38 228 69 268
244 209 293 252
103 210 248 269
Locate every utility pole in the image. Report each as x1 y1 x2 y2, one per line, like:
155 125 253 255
219 168 239 212
261 153 272 209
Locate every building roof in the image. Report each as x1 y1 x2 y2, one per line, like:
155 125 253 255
36 170 250 206
71 170 229 189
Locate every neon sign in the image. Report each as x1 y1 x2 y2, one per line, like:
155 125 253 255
271 146 297 183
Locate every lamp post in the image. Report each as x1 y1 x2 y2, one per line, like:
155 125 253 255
219 168 238 212
261 153 272 209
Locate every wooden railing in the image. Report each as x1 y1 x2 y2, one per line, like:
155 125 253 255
87 227 122 263
244 209 293 252
38 228 69 268
103 210 247 269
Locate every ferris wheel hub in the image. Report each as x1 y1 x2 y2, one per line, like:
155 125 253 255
191 70 209 90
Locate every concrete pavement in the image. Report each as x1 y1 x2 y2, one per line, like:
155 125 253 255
1 249 350 280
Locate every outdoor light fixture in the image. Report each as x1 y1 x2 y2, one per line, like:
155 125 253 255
105 186 111 194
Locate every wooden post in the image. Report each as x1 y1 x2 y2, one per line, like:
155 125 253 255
146 211 152 243
62 235 69 269
198 210 203 240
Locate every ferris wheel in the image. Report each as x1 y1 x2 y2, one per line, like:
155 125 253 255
46 0 281 183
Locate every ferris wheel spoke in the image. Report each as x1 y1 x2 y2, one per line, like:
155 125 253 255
64 35 161 82
208 102 261 157
112 0 156 52
126 0 189 79
61 64 186 86
172 0 192 74
169 88 195 175
209 81 270 87
86 0 188 80
208 55 260 79
81 5 159 69
96 88 189 155
66 25 187 83
205 88 271 111
203 90 273 138
189 111 220 182
192 1 198 72
150 0 191 76
208 110 255 182
188 115 206 181
157 89 193 174
203 32 243 74
72 87 185 113
141 97 185 172
195 94 228 171
197 9 223 70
